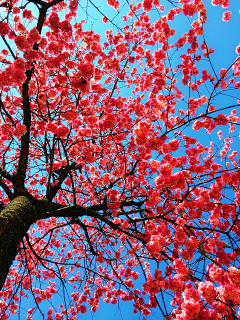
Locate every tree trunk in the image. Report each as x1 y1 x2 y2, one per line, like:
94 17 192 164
0 196 36 290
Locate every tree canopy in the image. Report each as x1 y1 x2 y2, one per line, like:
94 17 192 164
0 0 240 319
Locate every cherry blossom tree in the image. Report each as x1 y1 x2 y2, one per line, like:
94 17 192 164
0 0 240 319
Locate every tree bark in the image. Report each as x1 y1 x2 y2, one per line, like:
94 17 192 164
0 196 37 290
0 195 119 291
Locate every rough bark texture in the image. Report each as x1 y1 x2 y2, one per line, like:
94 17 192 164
0 196 102 290
0 196 36 290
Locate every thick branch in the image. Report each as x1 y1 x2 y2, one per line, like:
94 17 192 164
38 205 120 230
89 199 145 212
28 0 45 5
0 196 64 290
0 197 35 290
0 195 146 290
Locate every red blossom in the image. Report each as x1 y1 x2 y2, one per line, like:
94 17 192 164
222 11 231 21
15 35 29 51
0 22 10 36
57 125 69 138
23 9 32 19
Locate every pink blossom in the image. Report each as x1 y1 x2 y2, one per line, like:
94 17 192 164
182 3 197 16
154 268 163 280
198 281 217 303
107 0 119 9
219 284 238 301
0 22 10 36
1 123 12 136
143 0 153 12
222 11 231 21
147 190 160 205
219 68 228 78
228 266 240 286
78 63 94 80
142 279 162 295
168 275 184 292
102 16 108 23
29 27 41 43
116 42 127 56
23 9 32 19
69 0 78 11
60 20 72 33
45 122 57 134
48 12 59 31
14 124 27 137
181 298 200 319
15 35 29 51
169 139 180 152
147 235 165 255
208 264 225 284
80 305 87 313
48 41 62 55
236 44 240 54
57 124 69 138
174 227 187 244
173 259 188 276
160 163 173 176
62 111 78 121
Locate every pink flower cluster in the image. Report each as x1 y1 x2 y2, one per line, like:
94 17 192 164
153 49 166 65
147 190 161 205
48 12 60 32
173 286 201 320
228 266 240 286
57 125 69 138
182 3 197 17
142 268 164 295
173 259 188 276
107 0 119 10
116 42 127 56
0 22 10 36
77 63 94 80
160 163 173 176
14 124 27 137
62 111 78 121
222 11 231 21
133 121 151 145
0 58 26 87
155 171 186 191
147 235 165 255
142 0 153 12
44 122 69 138
198 281 216 303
